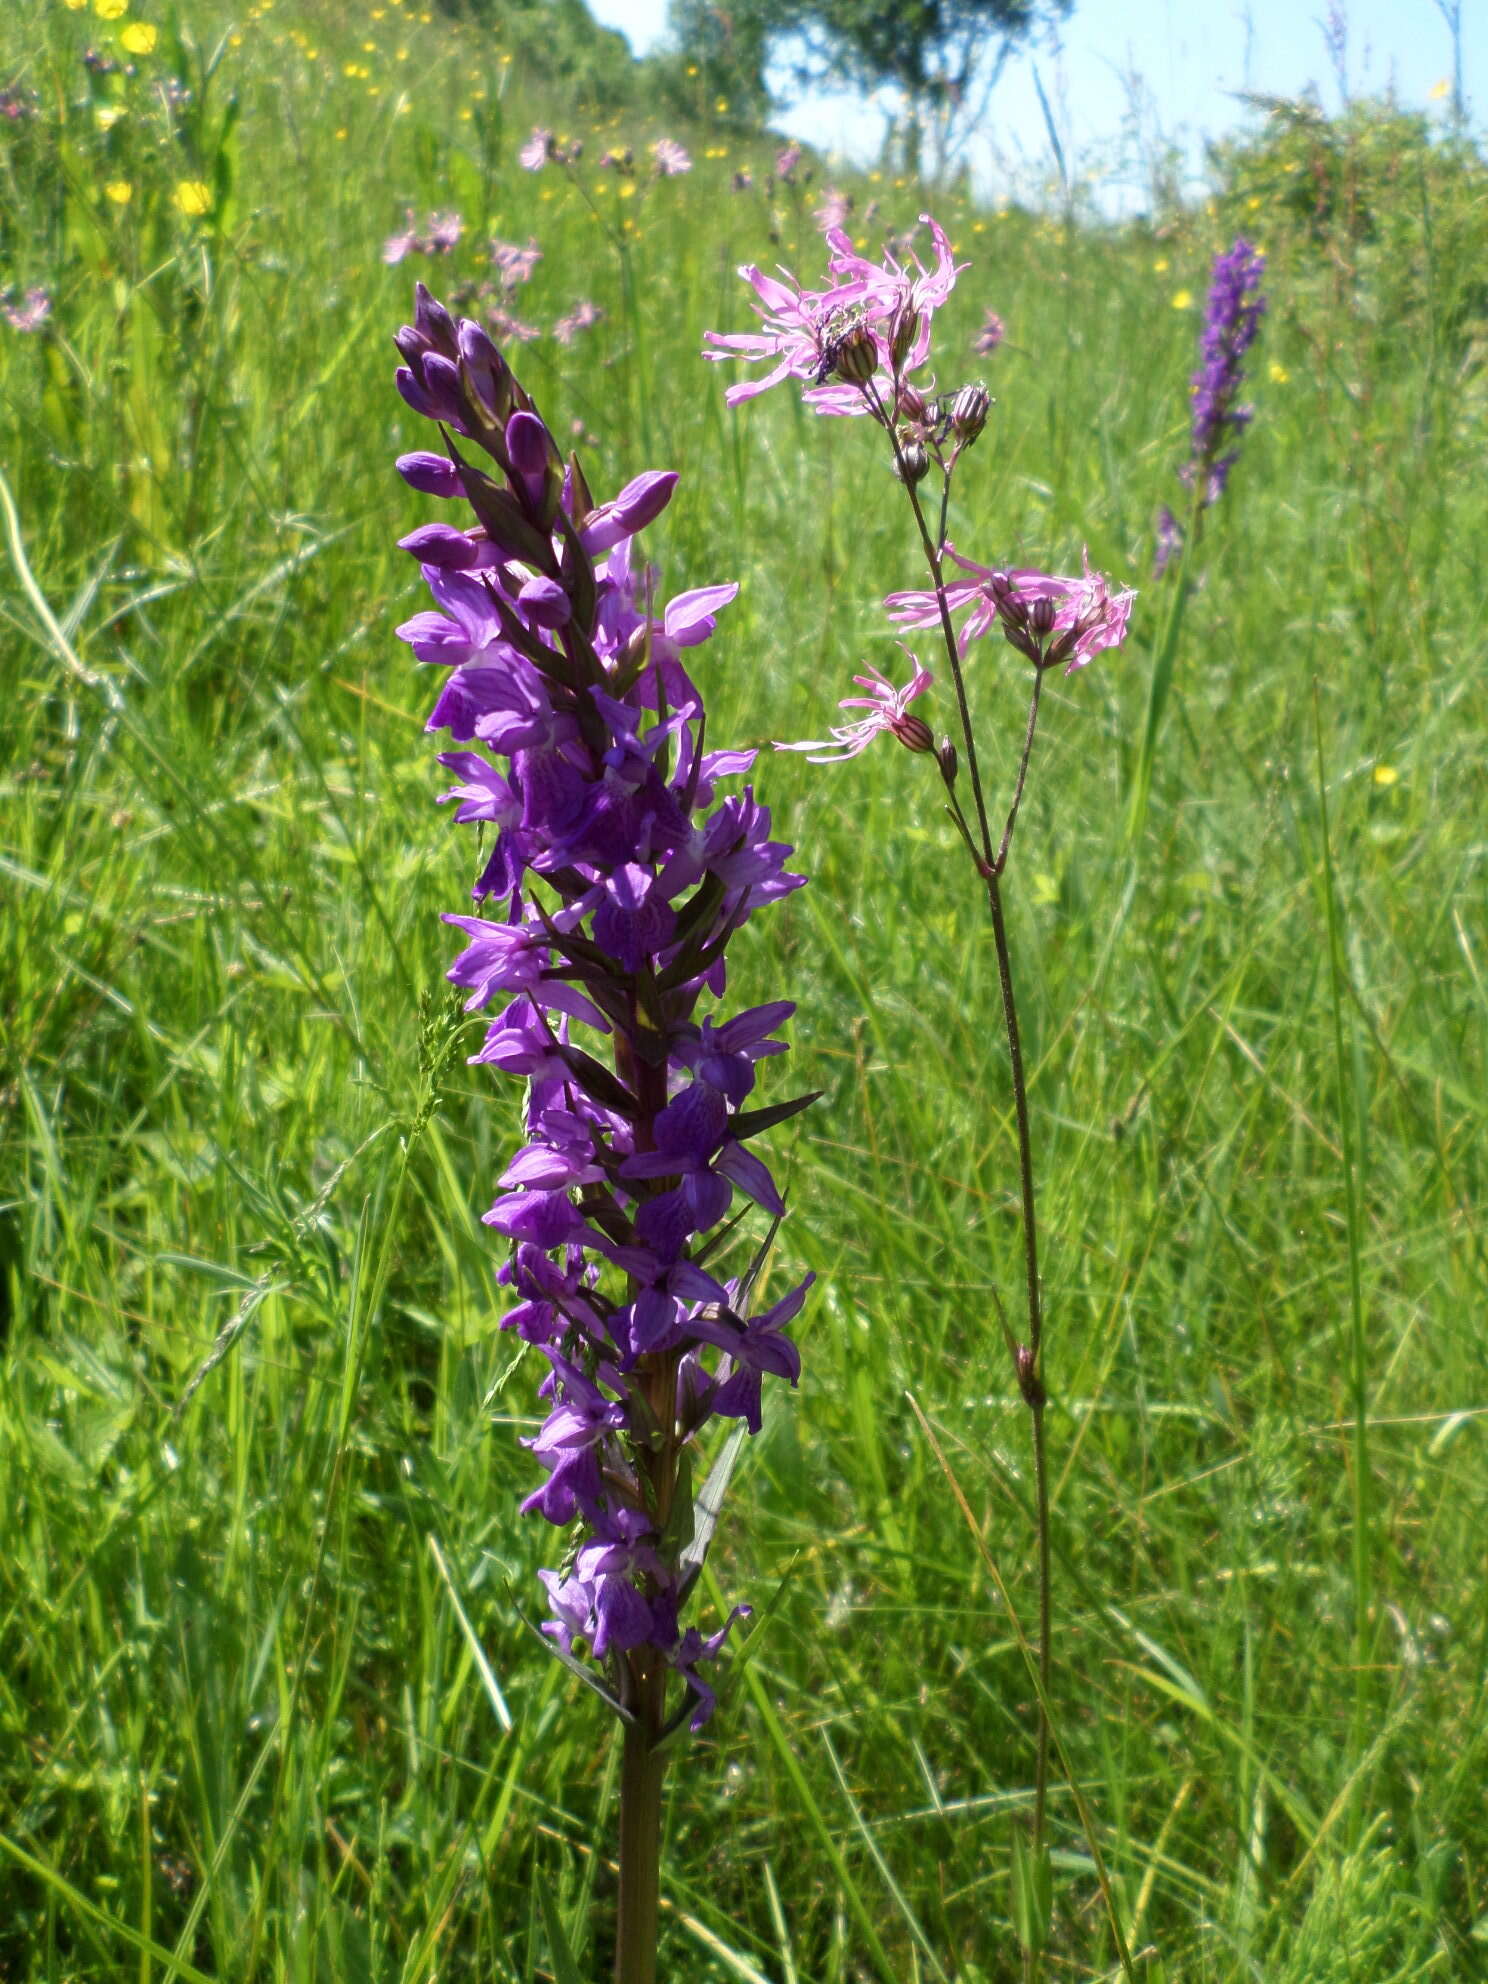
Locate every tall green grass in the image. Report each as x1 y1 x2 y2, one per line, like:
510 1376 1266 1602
2 2 1484 1977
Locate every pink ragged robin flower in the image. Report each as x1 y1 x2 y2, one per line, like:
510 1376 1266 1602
886 548 1134 675
774 653 934 762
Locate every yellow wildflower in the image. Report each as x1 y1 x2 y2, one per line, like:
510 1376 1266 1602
174 179 213 216
105 179 133 204
1171 289 1193 309
95 103 126 129
1268 361 1290 384
120 21 157 52
94 0 128 18
1372 764 1399 787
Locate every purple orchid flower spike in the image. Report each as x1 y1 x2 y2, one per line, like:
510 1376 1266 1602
1157 239 1267 570
394 283 816 1980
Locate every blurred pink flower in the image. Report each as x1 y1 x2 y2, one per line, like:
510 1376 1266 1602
2 286 51 332
491 237 542 288
382 215 419 266
519 127 554 171
487 303 539 344
974 309 1004 356
552 299 604 346
426 211 463 253
651 137 692 177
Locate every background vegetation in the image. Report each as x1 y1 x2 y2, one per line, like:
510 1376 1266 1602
2 1 1485 1978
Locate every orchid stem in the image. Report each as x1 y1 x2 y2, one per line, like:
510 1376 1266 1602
614 1655 667 1984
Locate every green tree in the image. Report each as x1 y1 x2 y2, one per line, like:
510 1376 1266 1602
668 0 1072 173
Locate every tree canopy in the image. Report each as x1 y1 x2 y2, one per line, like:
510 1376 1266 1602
669 0 1072 166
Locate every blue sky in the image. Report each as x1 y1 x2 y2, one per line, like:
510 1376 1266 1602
586 0 1483 207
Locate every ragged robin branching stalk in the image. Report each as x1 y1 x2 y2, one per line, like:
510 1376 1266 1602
706 217 1136 1982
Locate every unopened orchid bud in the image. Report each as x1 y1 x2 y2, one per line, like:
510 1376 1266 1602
396 451 463 497
397 522 484 570
458 318 512 429
937 737 958 783
400 351 465 428
412 280 459 358
950 382 991 444
506 408 564 526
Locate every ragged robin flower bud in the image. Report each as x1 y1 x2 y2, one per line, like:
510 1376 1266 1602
893 436 930 485
831 322 879 385
896 381 929 423
949 382 991 446
889 710 935 754
889 299 922 374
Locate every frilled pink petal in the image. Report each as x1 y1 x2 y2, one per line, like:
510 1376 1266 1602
801 383 877 418
722 358 797 406
701 330 787 360
882 580 983 628
909 214 963 309
740 265 804 315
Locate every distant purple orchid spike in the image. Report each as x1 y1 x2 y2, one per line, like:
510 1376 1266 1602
1158 239 1267 570
393 289 813 1740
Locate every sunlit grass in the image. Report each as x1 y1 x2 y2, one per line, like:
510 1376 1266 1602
1 1 1484 1978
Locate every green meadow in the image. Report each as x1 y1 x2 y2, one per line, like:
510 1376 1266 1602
2 1 1485 1977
